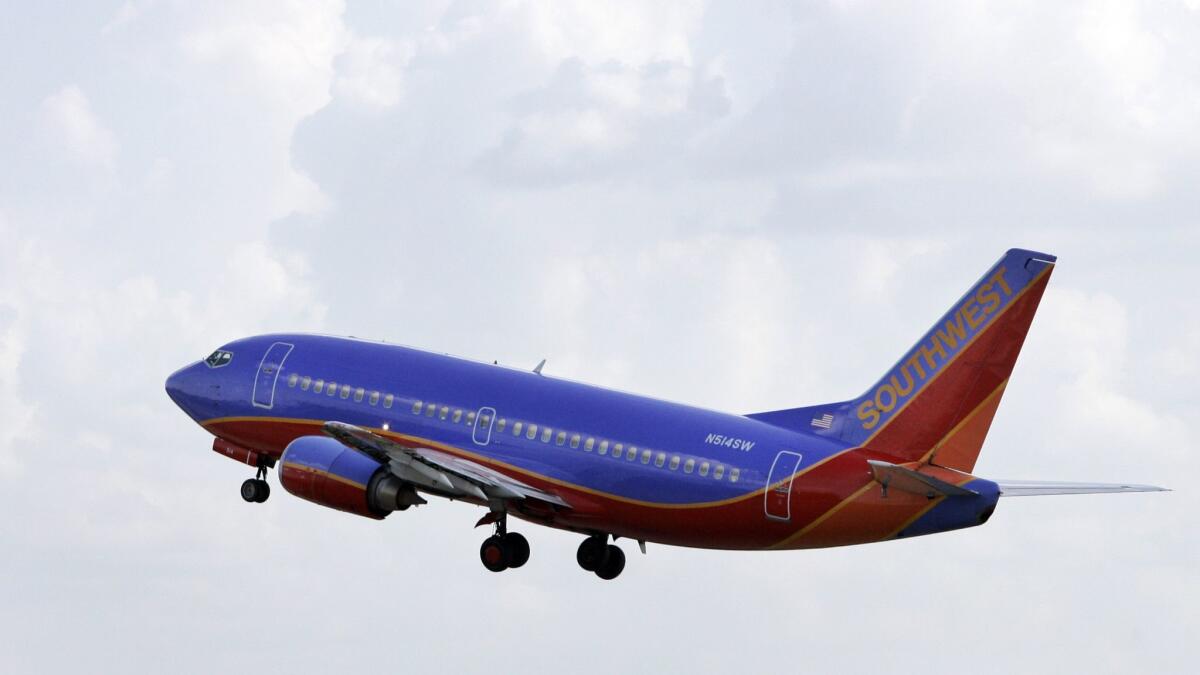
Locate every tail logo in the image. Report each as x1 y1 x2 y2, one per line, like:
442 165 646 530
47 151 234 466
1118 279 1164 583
856 266 1013 431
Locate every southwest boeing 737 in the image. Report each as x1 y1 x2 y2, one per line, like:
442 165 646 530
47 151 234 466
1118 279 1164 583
165 249 1165 580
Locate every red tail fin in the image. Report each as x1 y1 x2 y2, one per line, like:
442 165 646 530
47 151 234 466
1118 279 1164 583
859 249 1055 470
747 249 1055 472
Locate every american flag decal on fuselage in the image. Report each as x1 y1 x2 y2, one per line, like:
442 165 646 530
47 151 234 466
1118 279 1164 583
810 414 833 429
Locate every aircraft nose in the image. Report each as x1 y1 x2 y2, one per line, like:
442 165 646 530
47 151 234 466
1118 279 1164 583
165 362 208 421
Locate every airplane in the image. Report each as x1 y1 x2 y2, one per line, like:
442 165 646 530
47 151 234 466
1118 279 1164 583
165 248 1167 580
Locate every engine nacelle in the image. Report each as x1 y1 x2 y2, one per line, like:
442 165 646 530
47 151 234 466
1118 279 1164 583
279 436 422 519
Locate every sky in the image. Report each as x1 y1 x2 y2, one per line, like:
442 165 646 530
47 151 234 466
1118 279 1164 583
1 1 1196 672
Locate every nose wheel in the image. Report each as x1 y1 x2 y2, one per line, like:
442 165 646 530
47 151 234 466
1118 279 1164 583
577 535 625 580
478 512 530 572
240 466 271 503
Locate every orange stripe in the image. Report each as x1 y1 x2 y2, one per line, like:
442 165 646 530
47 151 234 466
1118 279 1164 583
918 379 1008 464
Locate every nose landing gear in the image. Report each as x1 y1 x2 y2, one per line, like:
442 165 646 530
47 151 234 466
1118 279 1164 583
240 465 271 503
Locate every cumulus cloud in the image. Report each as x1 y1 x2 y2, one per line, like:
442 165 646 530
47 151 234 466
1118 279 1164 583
1024 287 1190 463
479 58 731 184
39 85 118 168
333 34 413 109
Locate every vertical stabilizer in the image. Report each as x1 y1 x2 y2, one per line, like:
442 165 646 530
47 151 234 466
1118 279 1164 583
748 249 1055 472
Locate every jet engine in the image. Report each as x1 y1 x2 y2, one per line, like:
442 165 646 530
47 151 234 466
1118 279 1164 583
279 436 424 519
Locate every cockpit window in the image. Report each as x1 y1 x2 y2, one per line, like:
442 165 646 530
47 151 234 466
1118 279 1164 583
204 350 233 368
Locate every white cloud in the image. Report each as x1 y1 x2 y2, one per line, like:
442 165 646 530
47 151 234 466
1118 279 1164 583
178 0 347 217
1028 287 1190 460
39 85 118 169
0 305 35 478
521 0 703 66
333 34 412 109
480 59 730 184
852 237 950 301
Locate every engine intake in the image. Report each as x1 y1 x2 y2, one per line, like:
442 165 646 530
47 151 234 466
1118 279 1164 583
279 436 423 519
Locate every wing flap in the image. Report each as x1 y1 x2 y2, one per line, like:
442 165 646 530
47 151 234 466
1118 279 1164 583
997 480 1169 497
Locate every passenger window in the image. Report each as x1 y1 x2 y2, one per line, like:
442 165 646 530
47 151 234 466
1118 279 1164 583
699 461 710 477
313 379 325 394
627 447 638 462
570 434 581 449
466 411 476 425
640 449 651 464
684 458 695 474
340 385 351 399
654 452 666 468
612 444 623 459
425 403 435 417
354 388 365 402
327 382 338 396
526 424 538 440
369 391 379 406
513 421 523 436
585 437 595 452
439 406 449 420
383 394 394 409
300 376 311 391
287 373 299 387
541 427 552 443
454 410 464 424
669 455 680 470
411 401 422 414
714 464 725 480
730 468 741 483
598 441 610 456
555 431 567 446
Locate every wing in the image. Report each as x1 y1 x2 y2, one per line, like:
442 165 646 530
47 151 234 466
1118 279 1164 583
322 421 570 508
996 479 1169 497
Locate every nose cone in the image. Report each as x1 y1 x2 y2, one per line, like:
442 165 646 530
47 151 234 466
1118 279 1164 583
166 362 211 422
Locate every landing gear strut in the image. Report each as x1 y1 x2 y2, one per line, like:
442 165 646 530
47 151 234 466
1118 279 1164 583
577 535 625 580
240 465 270 503
478 511 529 573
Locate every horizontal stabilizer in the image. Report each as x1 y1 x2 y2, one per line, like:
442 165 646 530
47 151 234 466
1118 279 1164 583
867 460 978 498
997 480 1169 497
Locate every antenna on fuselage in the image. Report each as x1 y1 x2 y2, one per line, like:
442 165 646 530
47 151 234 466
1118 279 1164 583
533 359 546 375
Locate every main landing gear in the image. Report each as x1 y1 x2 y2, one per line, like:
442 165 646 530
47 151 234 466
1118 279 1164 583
478 512 530 573
577 535 625 580
240 465 270 504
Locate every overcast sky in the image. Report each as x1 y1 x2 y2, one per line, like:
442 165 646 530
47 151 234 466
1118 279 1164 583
1 1 1196 672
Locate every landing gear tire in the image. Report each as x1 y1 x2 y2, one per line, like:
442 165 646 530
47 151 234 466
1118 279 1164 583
576 536 609 572
595 545 625 580
241 478 269 503
480 535 510 572
503 532 530 568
